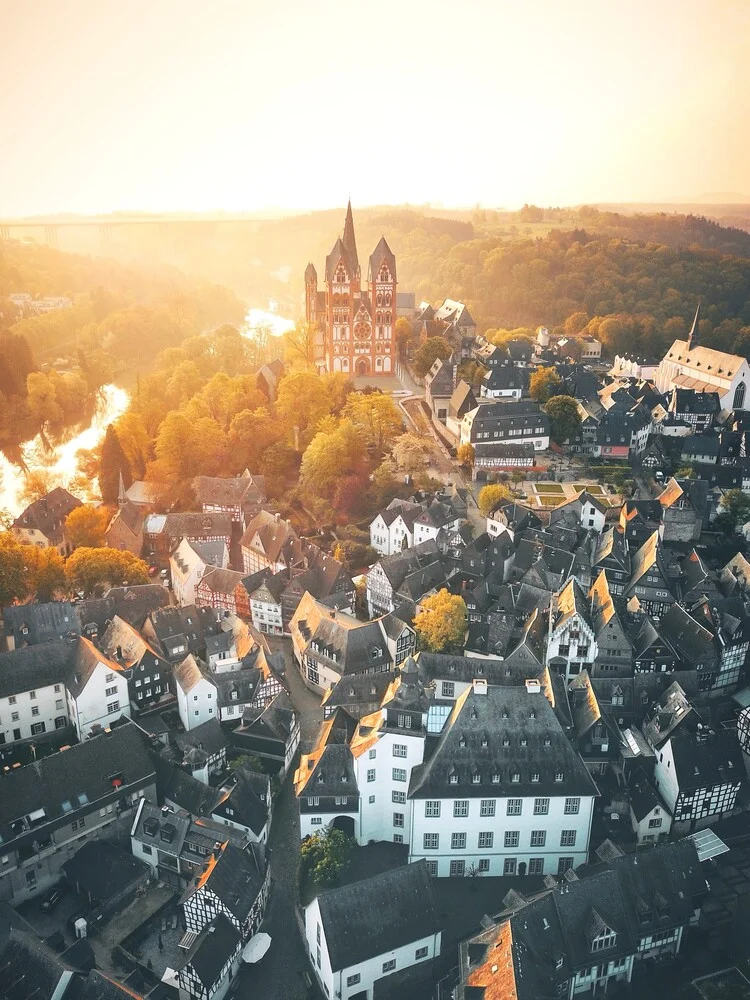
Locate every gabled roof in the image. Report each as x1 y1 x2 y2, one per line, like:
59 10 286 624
368 235 397 282
12 487 82 544
183 841 266 922
183 913 240 989
314 861 441 972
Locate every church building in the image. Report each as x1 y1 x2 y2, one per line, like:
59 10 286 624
655 303 750 411
305 202 396 377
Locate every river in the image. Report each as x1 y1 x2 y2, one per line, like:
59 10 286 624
0 308 292 521
0 384 129 519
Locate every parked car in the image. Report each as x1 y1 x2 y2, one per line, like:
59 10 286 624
40 884 66 911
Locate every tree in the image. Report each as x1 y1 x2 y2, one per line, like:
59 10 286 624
414 590 467 653
529 367 564 403
284 322 318 370
545 395 582 444
260 443 300 495
342 392 403 454
478 482 512 516
300 420 363 500
115 411 151 478
457 443 475 470
0 534 30 606
276 371 333 445
27 547 66 602
391 433 433 476
300 828 352 888
18 470 54 507
394 317 415 356
715 490 750 535
413 336 452 378
99 424 132 503
66 547 149 595
333 540 378 571
65 505 109 549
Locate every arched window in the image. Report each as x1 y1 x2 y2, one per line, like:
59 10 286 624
734 382 746 409
342 357 349 372
375 357 383 371
376 293 383 307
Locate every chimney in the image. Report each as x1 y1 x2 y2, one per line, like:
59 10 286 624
472 678 488 696
275 512 280 522
525 679 541 695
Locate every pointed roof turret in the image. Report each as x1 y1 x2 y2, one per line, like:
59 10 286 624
304 262 317 283
342 200 359 275
687 299 701 349
118 470 127 506
368 236 397 283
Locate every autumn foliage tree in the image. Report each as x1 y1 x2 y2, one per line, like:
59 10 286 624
66 547 149 595
413 336 452 378
478 482 513 516
529 366 564 403
414 590 468 653
457 443 475 469
99 424 132 503
65 505 110 549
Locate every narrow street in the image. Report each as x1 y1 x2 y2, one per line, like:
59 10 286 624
238 638 323 1000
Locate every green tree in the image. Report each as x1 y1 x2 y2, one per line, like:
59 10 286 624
333 540 378 571
413 336 452 378
414 590 467 652
545 395 582 444
715 490 750 535
529 366 564 403
100 424 132 504
478 482 512 516
342 392 403 454
300 420 363 500
300 828 353 887
260 443 300 495
65 505 109 549
66 547 149 595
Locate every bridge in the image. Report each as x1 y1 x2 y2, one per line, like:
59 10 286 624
0 216 263 250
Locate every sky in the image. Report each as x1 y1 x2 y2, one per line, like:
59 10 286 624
1 0 749 217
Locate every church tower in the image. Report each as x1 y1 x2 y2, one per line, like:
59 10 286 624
313 201 396 377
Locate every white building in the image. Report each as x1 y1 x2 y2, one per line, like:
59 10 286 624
629 777 672 845
369 500 426 556
0 647 71 745
65 639 131 738
546 579 598 681
174 655 217 730
303 861 442 1000
655 306 750 411
170 537 229 607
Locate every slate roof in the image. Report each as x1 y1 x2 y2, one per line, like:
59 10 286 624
0 642 72 699
173 654 205 696
669 727 745 792
78 970 146 1000
65 637 124 699
157 761 222 817
76 585 169 635
184 913 240 988
185 841 267 922
236 690 298 744
240 510 299 564
100 615 162 668
0 723 155 851
3 601 80 645
409 684 598 799
62 840 149 901
192 473 265 509
291 593 398 676
198 567 245 595
315 861 441 972
172 718 229 758
641 682 696 750
0 929 75 1000
12 487 82 544
219 768 270 836
321 673 394 717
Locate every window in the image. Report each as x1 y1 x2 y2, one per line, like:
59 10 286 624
507 798 522 816
425 801 441 818
72 818 85 831
54 684 61 693
449 772 459 784
31 721 46 736
393 813 404 828
346 974 361 987
392 768 407 782
530 830 546 847
310 817 322 825
480 799 495 817
529 858 544 875
369 748 376 759
504 830 519 848
307 797 320 806
393 743 407 757
560 830 577 847
367 769 376 782
397 713 412 729
534 798 550 815
105 686 118 697
31 706 39 717
451 832 467 849
415 946 429 960
423 833 439 850
592 930 617 951
503 858 517 875
11 712 19 722
564 797 580 815
394 833 403 844
383 959 397 973
369 795 375 804
511 772 520 783
530 772 540 783
450 860 466 877
335 796 348 806
107 701 120 714
555 771 564 782
105 673 115 683
453 800 469 818
141 844 152 855
55 700 63 710
442 681 455 698
478 831 494 849
29 690 36 700
392 790 406 804
425 860 438 876
8 696 16 705
648 817 663 829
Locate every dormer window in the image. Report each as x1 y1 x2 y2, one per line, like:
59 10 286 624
520 739 527 747
481 735 488 747
472 771 481 784
503 738 510 747
491 772 501 783
555 771 564 782
459 736 467 748
511 772 520 783
544 738 551 747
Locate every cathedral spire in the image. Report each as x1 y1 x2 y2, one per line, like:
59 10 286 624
342 200 359 275
687 299 701 350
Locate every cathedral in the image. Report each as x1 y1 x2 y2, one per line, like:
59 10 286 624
305 202 396 377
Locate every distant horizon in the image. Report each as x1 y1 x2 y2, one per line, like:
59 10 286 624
3 194 750 225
